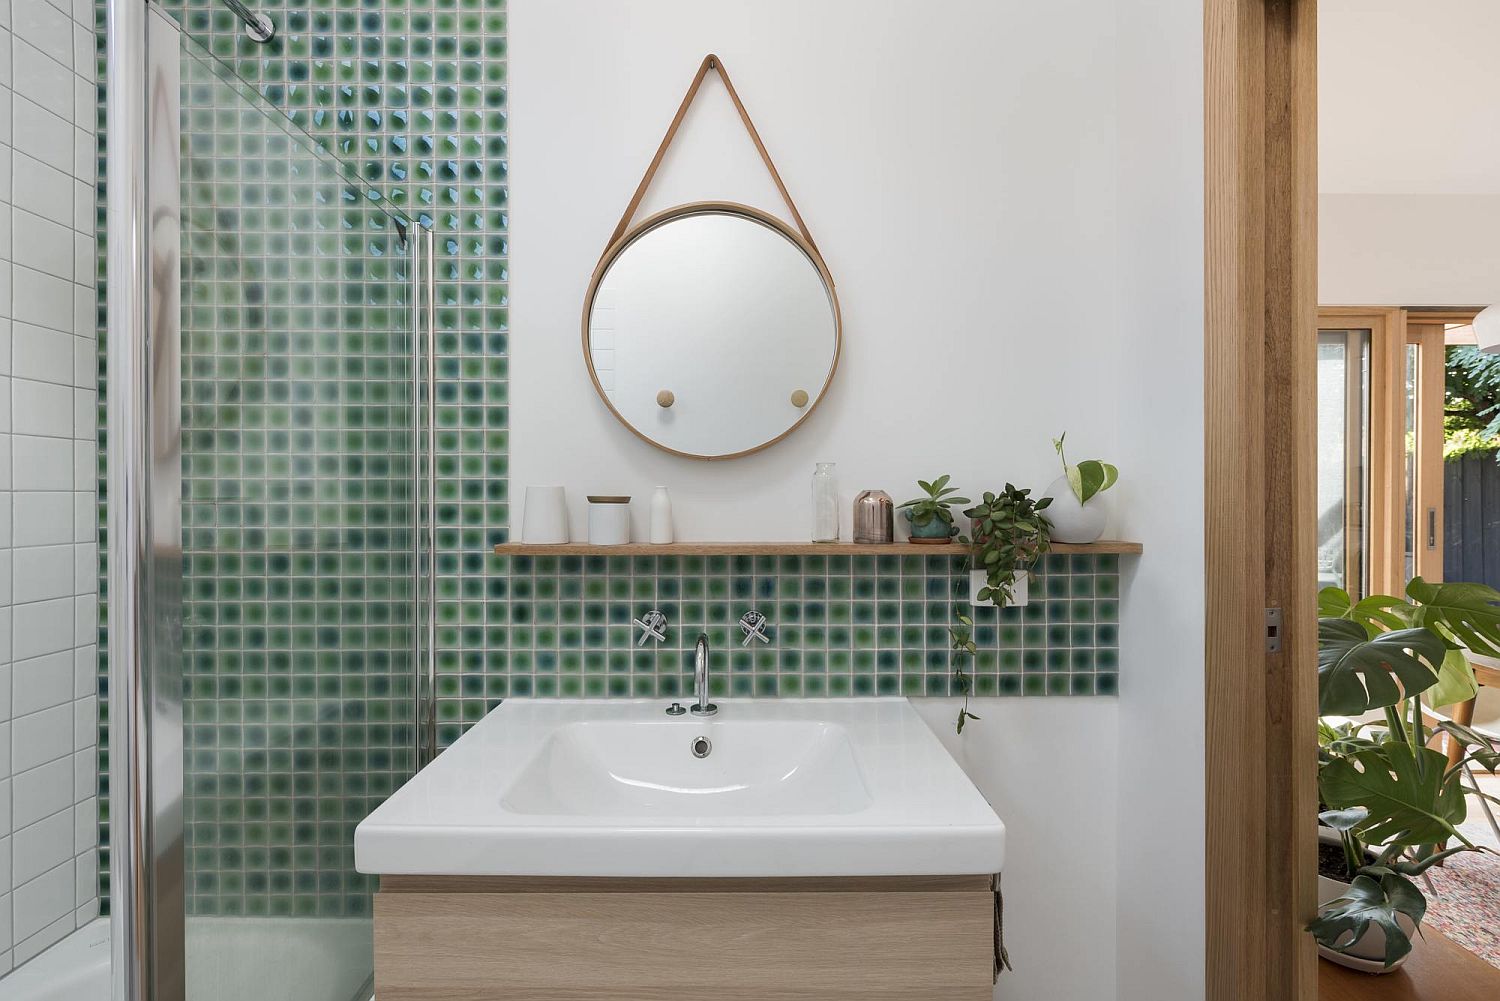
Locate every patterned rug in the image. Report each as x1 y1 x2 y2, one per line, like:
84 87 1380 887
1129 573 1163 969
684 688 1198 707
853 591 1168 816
1424 849 1500 968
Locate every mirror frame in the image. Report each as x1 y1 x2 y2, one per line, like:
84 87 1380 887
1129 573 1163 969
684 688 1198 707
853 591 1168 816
581 200 843 461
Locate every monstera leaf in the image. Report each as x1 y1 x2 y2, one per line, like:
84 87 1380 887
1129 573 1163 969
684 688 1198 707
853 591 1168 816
1426 647 1481 709
1318 741 1468 847
1318 618 1446 715
1308 871 1426 968
1318 587 1413 634
1406 578 1500 656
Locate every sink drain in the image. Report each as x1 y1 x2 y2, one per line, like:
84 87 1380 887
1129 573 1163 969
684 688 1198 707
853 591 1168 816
690 735 712 758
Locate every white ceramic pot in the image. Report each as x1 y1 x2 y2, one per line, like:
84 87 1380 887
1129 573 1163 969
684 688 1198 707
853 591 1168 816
521 485 570 544
1315 830 1416 973
1042 475 1107 544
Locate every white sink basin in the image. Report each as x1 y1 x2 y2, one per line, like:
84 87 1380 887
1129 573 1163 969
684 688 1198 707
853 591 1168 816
501 719 873 817
355 698 1004 878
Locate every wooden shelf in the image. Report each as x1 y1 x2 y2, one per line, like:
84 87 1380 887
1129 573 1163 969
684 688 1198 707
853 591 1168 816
494 540 1142 557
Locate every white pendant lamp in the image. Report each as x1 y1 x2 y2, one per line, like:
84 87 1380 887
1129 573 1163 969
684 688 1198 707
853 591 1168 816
1476 304 1500 353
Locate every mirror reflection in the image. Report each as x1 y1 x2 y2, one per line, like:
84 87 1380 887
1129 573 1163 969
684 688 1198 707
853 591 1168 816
585 205 840 459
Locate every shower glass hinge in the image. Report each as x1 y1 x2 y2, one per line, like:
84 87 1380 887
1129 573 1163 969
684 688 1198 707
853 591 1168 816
1265 607 1283 654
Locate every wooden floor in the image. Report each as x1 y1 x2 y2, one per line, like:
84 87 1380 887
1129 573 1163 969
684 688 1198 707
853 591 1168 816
1320 929 1500 1001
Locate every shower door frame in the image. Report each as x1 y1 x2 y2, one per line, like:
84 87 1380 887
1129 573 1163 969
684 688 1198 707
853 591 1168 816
106 3 435 999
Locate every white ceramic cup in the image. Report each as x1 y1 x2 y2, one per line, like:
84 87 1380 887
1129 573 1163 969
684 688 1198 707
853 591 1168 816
521 485 570 544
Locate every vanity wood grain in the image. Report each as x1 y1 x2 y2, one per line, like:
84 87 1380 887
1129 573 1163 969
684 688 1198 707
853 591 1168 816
374 876 996 1000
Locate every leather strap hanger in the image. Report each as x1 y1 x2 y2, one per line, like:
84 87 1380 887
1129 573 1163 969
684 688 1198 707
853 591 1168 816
602 53 823 260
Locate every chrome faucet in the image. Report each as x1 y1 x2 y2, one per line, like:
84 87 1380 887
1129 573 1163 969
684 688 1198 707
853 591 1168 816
691 633 718 716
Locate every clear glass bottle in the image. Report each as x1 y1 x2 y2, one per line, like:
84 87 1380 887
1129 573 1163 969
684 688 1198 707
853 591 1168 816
811 462 839 543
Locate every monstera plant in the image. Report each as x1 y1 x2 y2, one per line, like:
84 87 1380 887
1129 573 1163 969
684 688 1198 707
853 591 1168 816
1310 578 1500 969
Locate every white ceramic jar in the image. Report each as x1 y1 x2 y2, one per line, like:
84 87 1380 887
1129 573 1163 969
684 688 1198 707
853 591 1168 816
587 496 632 545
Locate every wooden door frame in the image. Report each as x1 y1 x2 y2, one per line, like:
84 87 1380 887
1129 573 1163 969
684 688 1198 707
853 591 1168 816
1205 1 1319 999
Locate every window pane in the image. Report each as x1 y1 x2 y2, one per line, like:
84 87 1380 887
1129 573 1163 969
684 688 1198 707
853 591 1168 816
1317 330 1371 597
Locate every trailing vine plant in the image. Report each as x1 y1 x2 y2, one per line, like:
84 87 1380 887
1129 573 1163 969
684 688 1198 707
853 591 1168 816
946 484 1054 733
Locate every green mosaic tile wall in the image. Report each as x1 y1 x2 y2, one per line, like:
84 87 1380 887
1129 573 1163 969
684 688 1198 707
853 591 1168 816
457 552 1119 743
91 0 1121 913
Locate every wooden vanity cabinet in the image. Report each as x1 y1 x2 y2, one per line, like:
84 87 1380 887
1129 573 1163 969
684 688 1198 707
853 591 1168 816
374 874 998 1000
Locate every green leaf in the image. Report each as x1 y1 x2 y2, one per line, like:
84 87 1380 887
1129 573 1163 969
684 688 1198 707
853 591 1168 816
1406 577 1500 655
1307 872 1424 968
1319 808 1370 831
1319 741 1467 847
1318 619 1446 715
1426 648 1479 709
1435 720 1500 771
1319 587 1413 635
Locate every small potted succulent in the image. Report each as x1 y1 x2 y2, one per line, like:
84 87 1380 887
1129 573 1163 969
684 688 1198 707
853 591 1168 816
1043 433 1118 544
898 475 970 544
965 484 1052 606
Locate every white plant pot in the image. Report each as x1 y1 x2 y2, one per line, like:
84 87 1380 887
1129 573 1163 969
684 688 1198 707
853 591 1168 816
1315 830 1417 973
1042 475 1108 544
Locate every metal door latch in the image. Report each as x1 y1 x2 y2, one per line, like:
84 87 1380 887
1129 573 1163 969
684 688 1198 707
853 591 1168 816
1265 607 1283 654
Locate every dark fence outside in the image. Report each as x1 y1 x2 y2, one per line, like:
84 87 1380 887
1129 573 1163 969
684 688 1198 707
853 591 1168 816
1444 450 1500 589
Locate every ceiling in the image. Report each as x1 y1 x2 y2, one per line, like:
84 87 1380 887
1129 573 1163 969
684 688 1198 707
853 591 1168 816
1321 0 1500 195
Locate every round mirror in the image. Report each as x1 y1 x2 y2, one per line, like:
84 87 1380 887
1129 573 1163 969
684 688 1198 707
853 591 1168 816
583 202 841 460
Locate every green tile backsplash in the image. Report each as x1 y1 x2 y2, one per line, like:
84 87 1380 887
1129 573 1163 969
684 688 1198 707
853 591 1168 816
92 0 1120 914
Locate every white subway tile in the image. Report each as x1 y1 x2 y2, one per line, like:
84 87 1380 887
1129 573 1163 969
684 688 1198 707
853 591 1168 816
71 177 88 233
0 376 10 432
71 233 91 288
71 334 92 389
0 28 12 89
0 263 11 320
0 319 12 376
0 836 10 890
0 890 10 952
12 0 69 68
70 0 88 28
70 755 91 815
71 491 90 543
12 153 71 229
0 492 10 548
11 702 69 773
71 592 90 645
10 597 71 660
12 322 73 384
12 886 71 960
12 757 70 831
0 775 10 832
0 552 11 604
71 541 90 593
0 608 12 663
72 850 92 907
11 267 70 333
70 387 91 438
11 210 73 282
71 645 90 699
10 650 70 716
12 434 70 489
70 284 91 337
12 39 70 121
12 98 71 175
12 378 72 437
71 123 89 182
13 810 72 886
71 695 91 750
0 666 10 718
0 437 11 490
71 22 88 76
70 438 88 487
14 491 70 546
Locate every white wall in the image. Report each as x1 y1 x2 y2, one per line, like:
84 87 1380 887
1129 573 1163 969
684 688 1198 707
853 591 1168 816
511 2 1205 999
1321 194 1500 306
0 0 101 975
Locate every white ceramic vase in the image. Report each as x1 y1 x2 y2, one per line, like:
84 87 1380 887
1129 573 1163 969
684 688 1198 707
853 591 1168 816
1042 475 1108 544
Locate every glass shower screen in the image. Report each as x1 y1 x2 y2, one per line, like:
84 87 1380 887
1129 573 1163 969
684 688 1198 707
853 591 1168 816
107 8 427 1001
